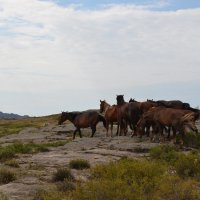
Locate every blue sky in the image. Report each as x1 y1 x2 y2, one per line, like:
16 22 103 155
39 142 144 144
0 0 200 115
54 0 200 10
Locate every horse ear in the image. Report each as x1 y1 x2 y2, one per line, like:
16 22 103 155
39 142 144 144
100 100 102 103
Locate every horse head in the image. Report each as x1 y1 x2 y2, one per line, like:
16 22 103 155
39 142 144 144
116 95 125 105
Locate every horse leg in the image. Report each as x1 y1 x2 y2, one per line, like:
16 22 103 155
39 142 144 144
91 126 96 137
78 128 82 138
73 129 78 140
116 123 119 136
172 127 177 144
167 127 171 140
110 122 113 137
146 125 150 137
106 121 109 137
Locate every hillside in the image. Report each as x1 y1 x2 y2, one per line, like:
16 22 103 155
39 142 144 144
0 111 29 119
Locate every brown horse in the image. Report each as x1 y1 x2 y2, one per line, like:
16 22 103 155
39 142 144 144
136 107 198 143
58 111 106 139
129 98 158 113
147 99 190 110
100 100 118 137
117 95 141 136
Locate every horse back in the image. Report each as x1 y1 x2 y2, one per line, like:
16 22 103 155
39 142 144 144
74 111 99 128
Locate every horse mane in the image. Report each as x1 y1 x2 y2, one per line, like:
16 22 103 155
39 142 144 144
181 112 195 123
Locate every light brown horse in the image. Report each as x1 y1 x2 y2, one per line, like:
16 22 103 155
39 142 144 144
58 111 106 139
136 107 198 143
100 100 118 137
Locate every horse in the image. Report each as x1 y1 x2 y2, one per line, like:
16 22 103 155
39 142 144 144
129 98 158 113
58 111 106 139
100 100 118 137
116 95 141 136
147 99 190 110
136 107 198 143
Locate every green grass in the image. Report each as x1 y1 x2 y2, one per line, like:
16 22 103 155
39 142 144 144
0 140 69 161
0 114 60 137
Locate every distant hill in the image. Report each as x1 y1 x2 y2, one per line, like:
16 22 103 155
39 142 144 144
0 111 29 119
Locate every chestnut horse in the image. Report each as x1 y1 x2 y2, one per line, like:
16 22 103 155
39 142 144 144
100 100 118 137
58 111 106 139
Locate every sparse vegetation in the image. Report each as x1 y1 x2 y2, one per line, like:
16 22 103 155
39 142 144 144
4 159 20 168
69 159 90 170
57 180 75 192
53 168 74 182
175 152 200 179
0 141 69 161
0 168 16 184
0 192 9 200
0 114 59 137
149 144 179 164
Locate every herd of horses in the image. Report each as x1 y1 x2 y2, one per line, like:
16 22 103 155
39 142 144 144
58 95 200 143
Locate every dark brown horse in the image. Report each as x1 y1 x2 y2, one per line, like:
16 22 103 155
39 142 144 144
147 99 190 110
58 111 106 139
129 98 158 113
100 100 118 137
117 95 141 136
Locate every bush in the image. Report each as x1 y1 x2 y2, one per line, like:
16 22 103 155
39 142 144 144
73 158 166 200
181 132 200 148
69 159 90 170
155 175 200 200
175 153 200 179
57 180 75 192
0 168 16 184
53 168 74 182
150 145 179 164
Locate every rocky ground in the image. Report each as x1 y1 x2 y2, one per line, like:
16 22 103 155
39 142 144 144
0 121 200 200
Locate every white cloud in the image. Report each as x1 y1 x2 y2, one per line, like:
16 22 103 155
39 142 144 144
0 0 200 114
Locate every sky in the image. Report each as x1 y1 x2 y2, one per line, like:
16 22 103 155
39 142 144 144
0 0 200 116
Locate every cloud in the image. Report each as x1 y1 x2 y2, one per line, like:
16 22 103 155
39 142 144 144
0 0 200 114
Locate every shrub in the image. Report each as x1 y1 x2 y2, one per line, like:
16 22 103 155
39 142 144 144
57 180 75 192
181 132 200 148
73 158 166 200
69 159 90 170
150 145 179 164
0 168 16 184
175 153 200 179
53 168 74 182
155 175 200 200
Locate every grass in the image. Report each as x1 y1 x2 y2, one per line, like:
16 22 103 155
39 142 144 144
69 159 90 170
0 140 69 161
0 168 16 184
0 114 60 137
4 159 20 168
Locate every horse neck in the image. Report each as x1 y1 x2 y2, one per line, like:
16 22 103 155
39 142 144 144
66 112 79 123
103 102 111 113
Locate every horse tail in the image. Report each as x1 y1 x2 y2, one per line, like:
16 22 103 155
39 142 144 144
98 114 106 128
